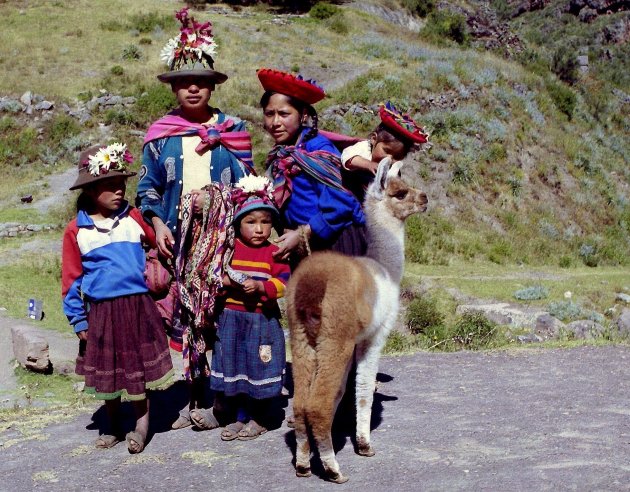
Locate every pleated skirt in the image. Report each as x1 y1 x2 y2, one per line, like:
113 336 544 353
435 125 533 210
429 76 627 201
76 294 174 400
210 308 286 400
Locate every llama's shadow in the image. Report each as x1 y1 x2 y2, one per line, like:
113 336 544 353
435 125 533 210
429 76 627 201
86 380 191 445
283 371 398 480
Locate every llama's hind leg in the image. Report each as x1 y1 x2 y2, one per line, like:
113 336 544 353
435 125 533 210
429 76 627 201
354 338 386 457
308 339 355 484
290 326 317 478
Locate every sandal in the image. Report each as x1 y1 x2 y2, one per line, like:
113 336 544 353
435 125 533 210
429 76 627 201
237 421 267 441
95 434 121 449
190 408 220 431
221 422 245 441
171 414 192 430
126 431 146 454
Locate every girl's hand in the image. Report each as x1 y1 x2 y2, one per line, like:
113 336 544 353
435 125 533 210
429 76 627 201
346 156 378 175
190 189 208 215
272 229 302 261
152 217 175 259
77 330 88 341
242 279 263 295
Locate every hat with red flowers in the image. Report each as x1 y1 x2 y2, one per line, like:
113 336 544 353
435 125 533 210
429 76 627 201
257 68 326 105
379 101 429 145
69 143 136 190
157 8 227 84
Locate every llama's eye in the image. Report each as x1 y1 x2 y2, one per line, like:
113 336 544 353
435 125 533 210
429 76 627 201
392 189 408 200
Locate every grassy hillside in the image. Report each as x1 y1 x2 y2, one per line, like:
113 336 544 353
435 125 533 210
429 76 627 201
0 0 628 344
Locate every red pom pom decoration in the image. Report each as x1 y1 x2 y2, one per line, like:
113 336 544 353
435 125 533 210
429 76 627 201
379 102 428 144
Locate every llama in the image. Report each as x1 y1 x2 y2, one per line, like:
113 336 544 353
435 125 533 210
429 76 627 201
286 158 428 483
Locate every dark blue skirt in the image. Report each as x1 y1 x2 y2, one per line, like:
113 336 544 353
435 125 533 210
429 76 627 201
210 308 286 399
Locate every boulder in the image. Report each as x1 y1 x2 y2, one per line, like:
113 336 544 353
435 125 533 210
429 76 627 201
535 313 566 340
11 324 51 373
615 293 630 304
565 320 605 339
616 308 630 338
455 302 548 329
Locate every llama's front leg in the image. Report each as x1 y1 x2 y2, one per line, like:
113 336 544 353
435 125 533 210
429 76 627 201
354 338 386 457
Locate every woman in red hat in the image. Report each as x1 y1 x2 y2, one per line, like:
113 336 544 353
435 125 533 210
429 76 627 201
257 68 367 263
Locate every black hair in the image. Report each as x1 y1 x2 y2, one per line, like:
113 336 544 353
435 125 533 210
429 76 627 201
75 190 95 214
373 123 414 154
260 90 319 145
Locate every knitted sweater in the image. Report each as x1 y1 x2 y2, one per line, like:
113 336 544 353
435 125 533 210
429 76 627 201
222 239 290 315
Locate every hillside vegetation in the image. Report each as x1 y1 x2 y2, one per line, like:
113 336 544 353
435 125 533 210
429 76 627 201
0 0 628 345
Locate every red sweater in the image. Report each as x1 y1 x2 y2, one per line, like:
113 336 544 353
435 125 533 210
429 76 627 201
223 239 290 314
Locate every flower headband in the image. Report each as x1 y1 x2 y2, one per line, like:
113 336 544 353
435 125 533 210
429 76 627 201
84 143 134 177
379 101 429 145
160 7 217 70
231 175 274 206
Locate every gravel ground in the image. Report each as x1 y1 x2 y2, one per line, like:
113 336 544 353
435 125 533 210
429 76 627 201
1 345 629 491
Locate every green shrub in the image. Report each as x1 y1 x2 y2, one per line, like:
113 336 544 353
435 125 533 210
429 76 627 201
452 158 475 184
548 300 583 321
103 109 139 127
551 45 579 85
328 13 348 34
99 20 124 32
310 2 339 20
110 65 124 76
452 311 499 350
128 12 176 33
546 79 576 120
46 114 81 146
133 83 177 125
558 255 573 268
122 44 142 61
406 296 445 334
421 10 469 46
514 285 549 301
403 0 435 18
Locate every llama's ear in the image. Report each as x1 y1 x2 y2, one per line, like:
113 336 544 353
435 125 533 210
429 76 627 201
372 156 391 197
387 160 404 178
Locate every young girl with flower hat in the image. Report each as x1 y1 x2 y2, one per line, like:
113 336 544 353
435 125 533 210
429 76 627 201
136 7 254 431
257 68 366 263
62 143 173 454
209 175 290 441
341 101 430 202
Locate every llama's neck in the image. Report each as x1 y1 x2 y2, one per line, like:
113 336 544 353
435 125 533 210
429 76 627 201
364 200 405 284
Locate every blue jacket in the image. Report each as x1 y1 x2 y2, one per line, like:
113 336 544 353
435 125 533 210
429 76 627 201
281 129 365 243
136 112 250 234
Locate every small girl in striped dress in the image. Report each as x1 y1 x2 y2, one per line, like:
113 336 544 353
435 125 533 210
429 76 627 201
210 176 290 441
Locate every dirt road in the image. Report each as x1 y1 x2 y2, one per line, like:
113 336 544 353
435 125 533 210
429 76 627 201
1 345 629 491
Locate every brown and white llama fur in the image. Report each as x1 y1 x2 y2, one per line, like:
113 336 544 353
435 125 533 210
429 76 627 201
286 158 428 483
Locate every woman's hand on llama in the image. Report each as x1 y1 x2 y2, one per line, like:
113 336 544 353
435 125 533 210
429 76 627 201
273 228 302 260
152 217 175 259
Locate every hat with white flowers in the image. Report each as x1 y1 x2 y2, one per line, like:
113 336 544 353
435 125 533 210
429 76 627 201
69 143 136 190
231 175 279 225
157 7 227 84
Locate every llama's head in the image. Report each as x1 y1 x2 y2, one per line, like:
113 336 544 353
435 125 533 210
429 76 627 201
366 157 428 221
